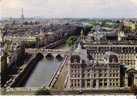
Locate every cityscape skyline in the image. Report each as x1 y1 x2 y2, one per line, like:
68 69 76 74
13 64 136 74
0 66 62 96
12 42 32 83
1 0 137 19
1 2 137 94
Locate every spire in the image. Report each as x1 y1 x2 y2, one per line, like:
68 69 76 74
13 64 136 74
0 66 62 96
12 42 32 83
80 29 84 40
21 8 24 20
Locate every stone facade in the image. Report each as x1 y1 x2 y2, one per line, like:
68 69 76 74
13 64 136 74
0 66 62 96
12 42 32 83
67 44 137 90
85 44 137 69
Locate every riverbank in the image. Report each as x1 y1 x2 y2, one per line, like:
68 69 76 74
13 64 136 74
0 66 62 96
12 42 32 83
48 56 69 89
8 53 43 87
1 87 136 95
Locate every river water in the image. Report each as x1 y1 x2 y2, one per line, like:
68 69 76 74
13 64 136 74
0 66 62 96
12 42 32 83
25 58 63 87
25 44 69 87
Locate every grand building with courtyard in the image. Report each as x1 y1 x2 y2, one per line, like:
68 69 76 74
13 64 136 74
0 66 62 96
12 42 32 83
66 30 137 90
66 43 137 90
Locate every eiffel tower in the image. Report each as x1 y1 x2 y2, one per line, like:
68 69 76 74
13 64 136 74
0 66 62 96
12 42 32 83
21 8 24 20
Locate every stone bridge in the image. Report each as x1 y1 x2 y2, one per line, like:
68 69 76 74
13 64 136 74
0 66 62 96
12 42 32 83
25 48 70 59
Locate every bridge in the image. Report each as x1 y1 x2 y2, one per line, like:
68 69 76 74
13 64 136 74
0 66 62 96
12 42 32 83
25 48 70 59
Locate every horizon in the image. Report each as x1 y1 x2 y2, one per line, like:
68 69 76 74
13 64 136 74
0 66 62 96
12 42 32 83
1 0 137 19
1 16 137 20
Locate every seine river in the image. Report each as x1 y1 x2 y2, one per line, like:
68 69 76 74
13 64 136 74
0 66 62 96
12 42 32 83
25 44 69 87
25 58 63 87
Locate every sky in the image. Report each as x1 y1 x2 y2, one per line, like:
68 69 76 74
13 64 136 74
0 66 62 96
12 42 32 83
0 0 137 18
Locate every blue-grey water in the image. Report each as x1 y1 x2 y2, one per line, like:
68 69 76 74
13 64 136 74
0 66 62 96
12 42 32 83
25 58 63 87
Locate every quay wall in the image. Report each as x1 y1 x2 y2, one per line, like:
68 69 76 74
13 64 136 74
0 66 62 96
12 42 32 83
10 53 43 87
45 39 65 49
48 56 68 88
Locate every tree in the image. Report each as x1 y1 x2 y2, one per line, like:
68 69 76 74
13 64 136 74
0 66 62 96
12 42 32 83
66 36 77 46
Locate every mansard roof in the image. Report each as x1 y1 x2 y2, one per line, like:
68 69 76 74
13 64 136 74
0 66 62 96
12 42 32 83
127 68 137 74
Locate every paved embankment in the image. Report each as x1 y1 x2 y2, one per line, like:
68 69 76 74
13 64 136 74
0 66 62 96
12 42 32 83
48 56 69 89
5 53 43 87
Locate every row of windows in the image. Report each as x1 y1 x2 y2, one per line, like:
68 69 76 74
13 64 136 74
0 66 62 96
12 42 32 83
109 83 119 86
71 71 119 78
71 68 119 73
119 59 136 63
89 47 137 53
71 79 80 88
71 65 81 69
93 79 120 88
110 78 119 82
94 73 119 77
120 60 136 65
119 55 136 58
99 82 119 87
92 54 137 58
94 69 119 73
71 69 80 74
71 73 119 78
98 78 119 82
70 79 120 88
71 74 80 78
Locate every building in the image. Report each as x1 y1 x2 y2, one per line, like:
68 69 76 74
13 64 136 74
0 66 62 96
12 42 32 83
85 44 137 69
66 43 137 90
83 30 137 69
1 52 8 87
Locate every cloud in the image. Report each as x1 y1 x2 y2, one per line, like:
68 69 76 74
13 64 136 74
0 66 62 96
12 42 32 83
130 0 137 5
0 0 137 18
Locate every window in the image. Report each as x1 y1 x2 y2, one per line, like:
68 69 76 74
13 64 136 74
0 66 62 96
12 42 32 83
104 83 107 86
87 80 90 87
99 82 102 87
104 73 107 77
99 79 103 87
87 73 90 77
78 83 80 87
99 73 102 77
94 74 96 77
110 83 112 86
82 81 85 88
71 83 73 87
87 69 90 72
104 79 107 86
82 74 85 77
110 74 112 77
93 80 96 88
78 74 80 77
71 70 73 73
116 83 118 86
75 83 77 87
71 74 74 77
71 80 74 87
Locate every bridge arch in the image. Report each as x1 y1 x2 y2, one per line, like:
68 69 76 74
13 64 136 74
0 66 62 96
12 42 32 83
45 53 54 60
56 54 64 61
